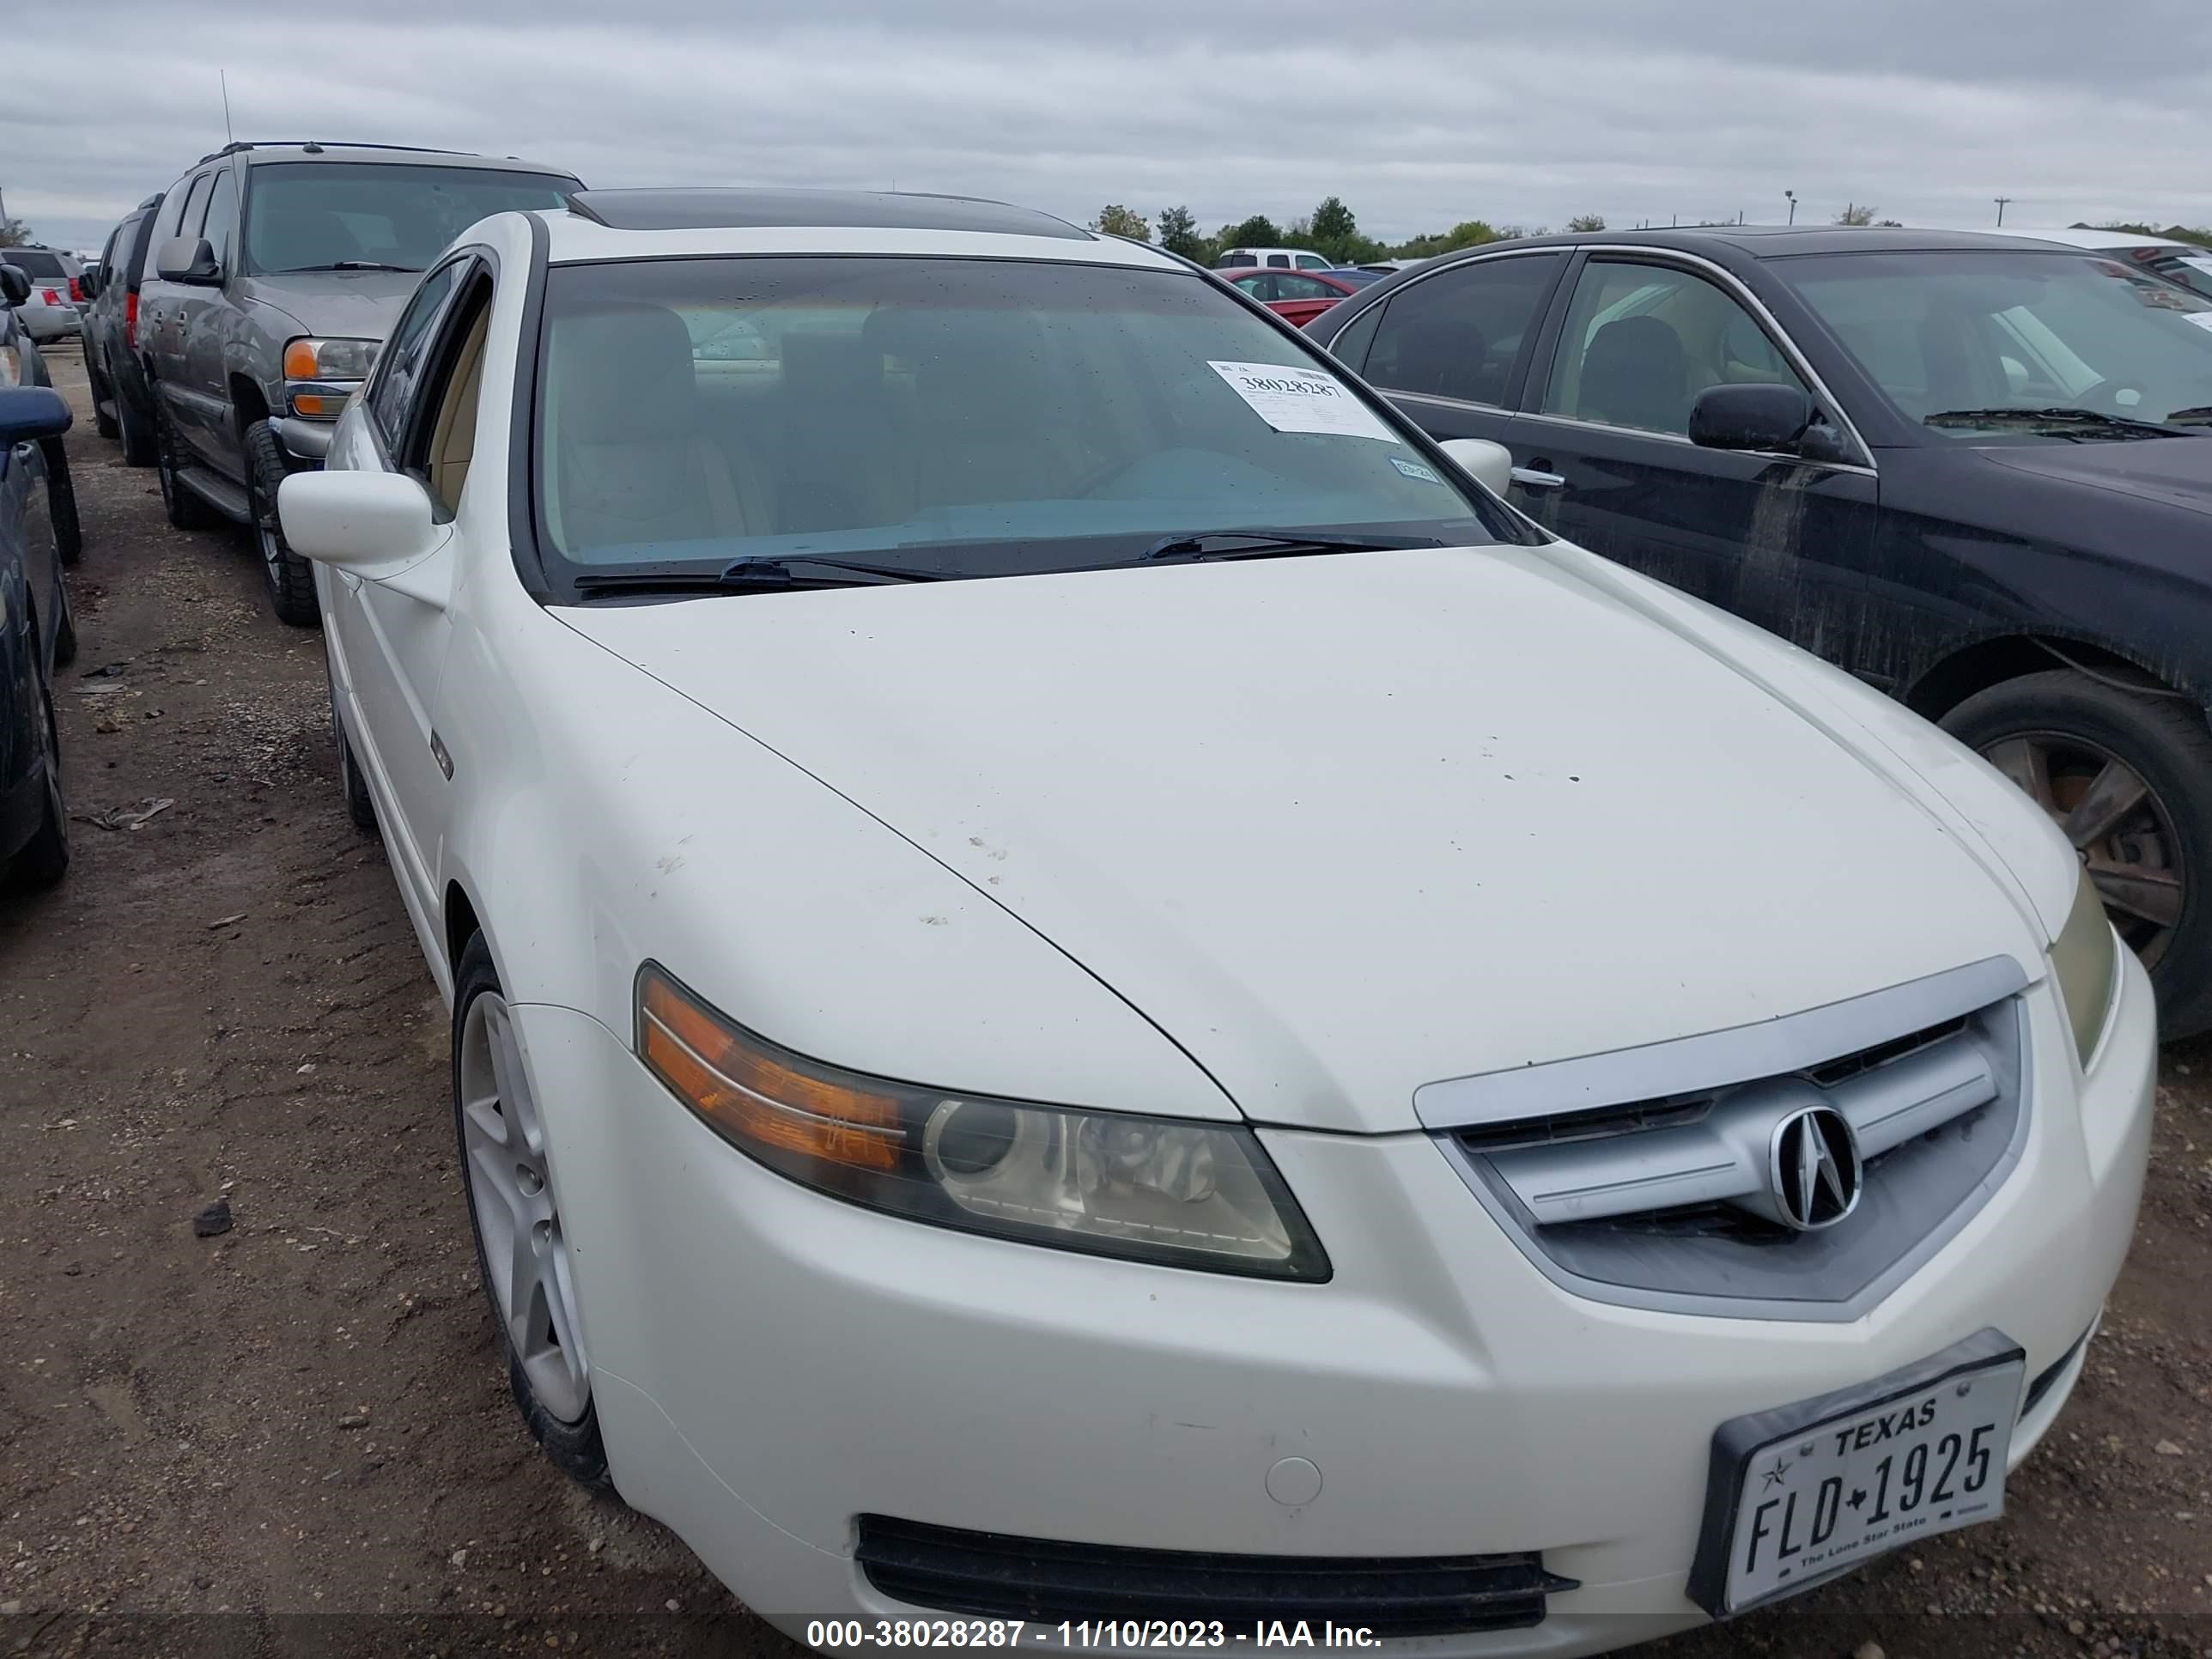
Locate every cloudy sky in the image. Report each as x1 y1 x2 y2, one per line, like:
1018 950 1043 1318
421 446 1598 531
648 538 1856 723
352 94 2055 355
8 0 2212 255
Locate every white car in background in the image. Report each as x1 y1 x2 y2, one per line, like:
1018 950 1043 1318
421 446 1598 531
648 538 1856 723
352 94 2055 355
1991 227 2212 301
279 187 2154 1656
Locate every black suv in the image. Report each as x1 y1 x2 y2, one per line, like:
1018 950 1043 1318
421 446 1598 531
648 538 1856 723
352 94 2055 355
82 192 165 465
1310 226 2212 1034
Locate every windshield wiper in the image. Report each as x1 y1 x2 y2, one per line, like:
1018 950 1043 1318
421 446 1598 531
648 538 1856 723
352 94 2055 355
2162 405 2212 427
1923 406 2186 439
571 555 945 597
270 261 422 274
1139 528 1444 563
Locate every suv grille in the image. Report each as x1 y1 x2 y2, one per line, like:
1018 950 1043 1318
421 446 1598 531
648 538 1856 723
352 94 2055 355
855 1516 1578 1637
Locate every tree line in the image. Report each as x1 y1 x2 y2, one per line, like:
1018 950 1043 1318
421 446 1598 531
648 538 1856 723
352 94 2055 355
1096 198 2212 262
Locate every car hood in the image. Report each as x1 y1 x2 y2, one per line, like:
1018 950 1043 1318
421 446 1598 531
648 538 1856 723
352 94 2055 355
236 270 417 342
557 545 2051 1133
1975 430 2212 513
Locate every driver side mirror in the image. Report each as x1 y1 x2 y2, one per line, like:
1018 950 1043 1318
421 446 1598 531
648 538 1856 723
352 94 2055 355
155 235 222 285
1437 436 1516 498
279 470 438 570
77 266 101 299
0 387 74 447
1688 384 1815 453
0 264 29 307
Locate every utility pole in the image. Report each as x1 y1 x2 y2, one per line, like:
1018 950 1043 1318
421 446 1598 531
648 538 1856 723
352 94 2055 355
1994 196 2012 227
1784 189 1796 225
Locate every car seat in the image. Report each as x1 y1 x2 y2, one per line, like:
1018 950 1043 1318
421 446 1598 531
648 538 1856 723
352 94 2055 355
1578 315 1692 433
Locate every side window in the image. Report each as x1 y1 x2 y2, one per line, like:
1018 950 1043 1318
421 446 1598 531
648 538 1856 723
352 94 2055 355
402 276 495 517
1540 259 1808 437
1364 252 1564 406
1265 254 1291 268
1275 273 1335 300
365 261 466 437
1293 252 1330 271
200 170 237 273
172 173 213 243
1327 301 1385 372
1231 273 1277 301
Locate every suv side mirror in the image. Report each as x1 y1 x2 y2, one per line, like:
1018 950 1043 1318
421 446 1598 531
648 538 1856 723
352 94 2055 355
0 386 74 447
78 266 101 299
0 264 29 307
155 235 223 285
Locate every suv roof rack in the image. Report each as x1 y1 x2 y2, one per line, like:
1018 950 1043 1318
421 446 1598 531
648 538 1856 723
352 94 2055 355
192 139 480 166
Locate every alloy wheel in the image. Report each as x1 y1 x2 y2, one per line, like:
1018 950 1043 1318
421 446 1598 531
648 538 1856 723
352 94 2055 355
1983 731 2184 966
458 992 591 1423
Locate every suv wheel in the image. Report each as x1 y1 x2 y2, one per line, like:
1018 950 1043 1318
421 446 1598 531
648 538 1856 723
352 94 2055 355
155 403 222 532
1942 667 2212 1037
115 386 156 468
246 422 320 627
451 933 611 1489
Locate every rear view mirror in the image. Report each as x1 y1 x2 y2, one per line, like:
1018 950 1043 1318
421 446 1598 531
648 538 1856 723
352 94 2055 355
1437 437 1515 498
279 469 437 570
1688 384 1814 453
155 235 222 285
0 264 29 307
0 386 74 447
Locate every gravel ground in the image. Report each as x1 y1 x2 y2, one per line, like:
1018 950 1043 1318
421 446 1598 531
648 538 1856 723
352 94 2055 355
1 349 2206 1659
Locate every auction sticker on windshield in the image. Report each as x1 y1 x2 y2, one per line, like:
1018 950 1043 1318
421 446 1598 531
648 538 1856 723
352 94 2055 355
1687 1329 2025 1617
1209 361 1397 442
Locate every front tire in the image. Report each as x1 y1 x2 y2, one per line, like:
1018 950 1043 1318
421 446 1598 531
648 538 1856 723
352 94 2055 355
1942 667 2212 1037
246 421 319 626
451 934 611 1488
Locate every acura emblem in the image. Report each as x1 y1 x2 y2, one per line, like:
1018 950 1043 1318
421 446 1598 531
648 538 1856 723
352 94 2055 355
1769 1106 1863 1231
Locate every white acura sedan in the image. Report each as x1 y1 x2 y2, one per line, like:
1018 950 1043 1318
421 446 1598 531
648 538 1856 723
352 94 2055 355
280 188 2154 1655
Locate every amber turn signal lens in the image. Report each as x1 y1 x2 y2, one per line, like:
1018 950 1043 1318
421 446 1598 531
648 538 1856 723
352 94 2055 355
638 967 901 1171
283 339 321 380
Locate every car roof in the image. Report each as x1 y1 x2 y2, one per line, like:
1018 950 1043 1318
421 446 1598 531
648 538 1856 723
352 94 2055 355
196 141 576 178
1415 225 2082 262
566 187 1086 239
1993 227 2195 251
535 189 1175 270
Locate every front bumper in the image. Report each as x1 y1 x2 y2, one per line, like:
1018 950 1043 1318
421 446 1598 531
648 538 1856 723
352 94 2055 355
276 415 334 464
514 957 2154 1656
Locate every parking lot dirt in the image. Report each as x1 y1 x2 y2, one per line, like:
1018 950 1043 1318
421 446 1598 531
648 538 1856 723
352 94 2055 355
1 350 2207 1659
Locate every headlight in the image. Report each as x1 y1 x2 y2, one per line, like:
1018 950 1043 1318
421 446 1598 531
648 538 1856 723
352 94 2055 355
2051 866 2121 1067
283 337 380 380
636 963 1328 1280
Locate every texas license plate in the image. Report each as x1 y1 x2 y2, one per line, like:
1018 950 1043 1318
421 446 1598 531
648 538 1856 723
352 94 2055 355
1686 1328 2026 1616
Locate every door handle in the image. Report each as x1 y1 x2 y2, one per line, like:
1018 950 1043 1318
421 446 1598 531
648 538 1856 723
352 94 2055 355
1510 467 1567 489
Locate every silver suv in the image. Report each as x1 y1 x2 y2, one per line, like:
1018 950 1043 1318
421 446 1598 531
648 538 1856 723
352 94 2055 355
140 141 580 623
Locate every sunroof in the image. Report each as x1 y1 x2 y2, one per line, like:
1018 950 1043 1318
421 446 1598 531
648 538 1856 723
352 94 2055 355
566 189 1091 240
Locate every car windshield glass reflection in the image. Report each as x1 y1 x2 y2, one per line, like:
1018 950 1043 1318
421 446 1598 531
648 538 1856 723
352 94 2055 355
532 255 1524 589
245 164 575 276
1782 250 2212 438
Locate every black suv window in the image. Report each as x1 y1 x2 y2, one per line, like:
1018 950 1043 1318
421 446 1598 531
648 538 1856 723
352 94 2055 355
245 162 575 274
1365 253 1564 406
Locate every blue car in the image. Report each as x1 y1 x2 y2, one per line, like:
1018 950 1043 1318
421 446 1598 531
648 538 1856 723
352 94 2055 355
0 385 77 887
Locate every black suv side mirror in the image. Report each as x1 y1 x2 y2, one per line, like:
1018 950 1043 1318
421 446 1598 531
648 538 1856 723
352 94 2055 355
78 265 101 299
0 264 29 307
155 235 223 285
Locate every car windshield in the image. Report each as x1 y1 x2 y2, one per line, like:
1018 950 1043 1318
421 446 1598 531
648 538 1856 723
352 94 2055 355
1778 249 2212 438
532 255 1522 588
3 251 69 279
245 162 576 275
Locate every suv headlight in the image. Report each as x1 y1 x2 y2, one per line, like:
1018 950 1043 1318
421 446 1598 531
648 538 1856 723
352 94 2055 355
636 963 1329 1280
283 337 380 416
2051 866 2121 1067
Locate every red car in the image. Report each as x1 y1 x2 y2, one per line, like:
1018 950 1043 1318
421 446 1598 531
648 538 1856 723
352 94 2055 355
1223 268 1361 327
